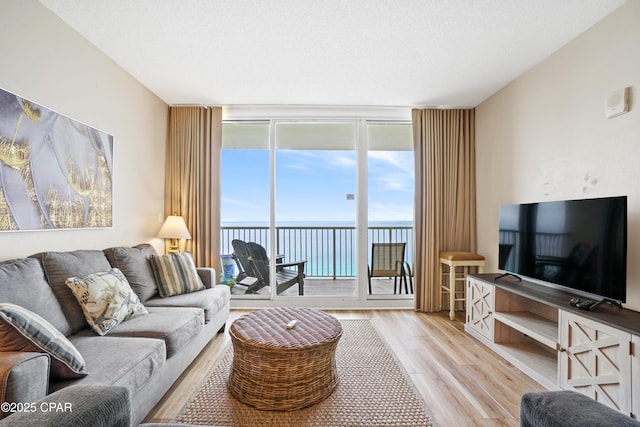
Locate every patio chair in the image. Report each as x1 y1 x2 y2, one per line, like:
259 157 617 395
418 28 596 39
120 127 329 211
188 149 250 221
368 242 409 294
231 239 263 293
404 261 414 294
246 242 306 295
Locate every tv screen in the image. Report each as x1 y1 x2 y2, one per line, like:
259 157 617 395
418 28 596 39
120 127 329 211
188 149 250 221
498 196 627 303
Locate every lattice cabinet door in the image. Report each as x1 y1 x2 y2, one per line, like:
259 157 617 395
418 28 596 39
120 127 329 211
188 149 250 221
466 278 494 341
559 310 632 414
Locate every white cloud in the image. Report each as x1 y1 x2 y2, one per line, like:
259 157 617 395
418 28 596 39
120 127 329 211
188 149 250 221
368 151 414 192
279 150 356 171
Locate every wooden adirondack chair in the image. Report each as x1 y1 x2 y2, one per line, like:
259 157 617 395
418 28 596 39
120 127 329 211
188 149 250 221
246 242 306 295
231 239 263 293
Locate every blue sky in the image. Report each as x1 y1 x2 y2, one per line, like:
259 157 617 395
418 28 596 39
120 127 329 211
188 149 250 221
221 149 414 224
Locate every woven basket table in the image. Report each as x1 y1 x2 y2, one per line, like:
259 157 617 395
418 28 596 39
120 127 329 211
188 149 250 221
227 307 343 411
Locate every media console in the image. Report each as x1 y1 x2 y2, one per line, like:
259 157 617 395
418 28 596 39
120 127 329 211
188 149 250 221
465 273 640 419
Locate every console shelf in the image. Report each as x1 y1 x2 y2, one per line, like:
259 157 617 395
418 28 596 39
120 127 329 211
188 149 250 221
465 273 640 418
493 311 557 349
492 341 557 389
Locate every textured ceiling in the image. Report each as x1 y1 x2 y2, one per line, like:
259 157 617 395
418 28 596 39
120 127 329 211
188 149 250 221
40 0 627 107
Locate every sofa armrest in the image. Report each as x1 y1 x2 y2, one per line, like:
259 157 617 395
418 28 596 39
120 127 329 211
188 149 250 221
197 267 216 288
0 352 50 419
0 384 130 427
520 390 640 427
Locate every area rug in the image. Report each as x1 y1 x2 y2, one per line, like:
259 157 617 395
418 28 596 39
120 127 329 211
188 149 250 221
175 319 435 426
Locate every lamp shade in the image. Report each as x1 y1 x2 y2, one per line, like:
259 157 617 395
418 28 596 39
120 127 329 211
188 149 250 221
157 216 191 240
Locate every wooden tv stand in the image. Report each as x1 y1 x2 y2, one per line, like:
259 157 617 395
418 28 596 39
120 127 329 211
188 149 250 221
465 273 640 418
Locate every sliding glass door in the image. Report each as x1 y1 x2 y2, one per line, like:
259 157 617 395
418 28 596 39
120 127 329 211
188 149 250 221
220 122 271 297
366 123 414 297
275 122 357 297
220 118 413 303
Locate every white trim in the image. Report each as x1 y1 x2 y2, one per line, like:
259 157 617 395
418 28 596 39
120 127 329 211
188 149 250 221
223 105 412 121
356 119 369 301
268 120 277 299
231 296 414 310
223 116 416 309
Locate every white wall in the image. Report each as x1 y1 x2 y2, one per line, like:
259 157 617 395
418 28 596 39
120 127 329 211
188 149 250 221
476 1 640 310
0 0 168 258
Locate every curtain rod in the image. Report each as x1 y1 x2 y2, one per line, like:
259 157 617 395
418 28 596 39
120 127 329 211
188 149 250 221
169 104 475 109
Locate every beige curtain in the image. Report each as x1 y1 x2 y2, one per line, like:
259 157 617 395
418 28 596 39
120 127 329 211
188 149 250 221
165 106 222 272
412 108 477 312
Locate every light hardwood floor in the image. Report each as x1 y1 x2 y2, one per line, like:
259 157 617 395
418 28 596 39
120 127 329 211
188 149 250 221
144 310 545 426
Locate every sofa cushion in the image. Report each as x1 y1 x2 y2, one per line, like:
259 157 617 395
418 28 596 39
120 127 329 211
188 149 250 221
65 269 149 336
520 390 640 427
77 306 204 358
148 252 204 297
0 384 131 427
53 335 166 394
103 244 159 302
30 250 113 334
0 257 71 336
0 303 87 379
144 286 230 323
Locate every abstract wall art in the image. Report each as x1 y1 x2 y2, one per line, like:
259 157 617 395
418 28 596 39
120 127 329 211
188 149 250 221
0 87 113 230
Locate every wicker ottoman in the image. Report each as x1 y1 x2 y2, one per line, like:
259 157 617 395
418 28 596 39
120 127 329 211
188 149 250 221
227 307 343 411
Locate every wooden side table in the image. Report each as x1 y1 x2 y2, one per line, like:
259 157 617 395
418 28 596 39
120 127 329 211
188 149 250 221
440 251 485 320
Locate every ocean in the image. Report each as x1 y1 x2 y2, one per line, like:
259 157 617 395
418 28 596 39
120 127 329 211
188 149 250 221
221 221 414 278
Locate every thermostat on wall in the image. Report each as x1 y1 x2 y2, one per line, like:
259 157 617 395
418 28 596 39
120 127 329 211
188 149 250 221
605 87 630 119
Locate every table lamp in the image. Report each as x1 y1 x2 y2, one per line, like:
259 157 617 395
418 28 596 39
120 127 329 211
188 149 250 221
157 215 191 253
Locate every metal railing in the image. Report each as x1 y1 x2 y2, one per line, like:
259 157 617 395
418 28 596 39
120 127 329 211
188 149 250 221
221 225 413 279
499 229 568 272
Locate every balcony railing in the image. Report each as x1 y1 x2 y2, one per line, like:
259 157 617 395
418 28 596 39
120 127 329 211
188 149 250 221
499 229 569 273
221 225 413 279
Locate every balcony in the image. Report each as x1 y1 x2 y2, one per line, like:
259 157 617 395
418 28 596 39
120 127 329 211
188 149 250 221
221 224 414 297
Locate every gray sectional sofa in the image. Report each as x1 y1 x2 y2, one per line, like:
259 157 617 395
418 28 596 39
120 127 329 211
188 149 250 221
0 244 230 426
520 390 640 426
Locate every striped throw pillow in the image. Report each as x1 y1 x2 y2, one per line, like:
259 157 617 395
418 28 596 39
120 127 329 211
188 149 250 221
0 302 88 379
148 252 204 297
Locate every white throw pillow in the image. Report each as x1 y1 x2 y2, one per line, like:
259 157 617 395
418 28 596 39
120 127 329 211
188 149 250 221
65 268 148 336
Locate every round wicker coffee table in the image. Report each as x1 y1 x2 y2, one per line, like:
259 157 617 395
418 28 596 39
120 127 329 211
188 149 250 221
227 307 343 411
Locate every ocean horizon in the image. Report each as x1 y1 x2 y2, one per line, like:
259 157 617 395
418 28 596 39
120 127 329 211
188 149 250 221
221 220 414 277
222 220 414 227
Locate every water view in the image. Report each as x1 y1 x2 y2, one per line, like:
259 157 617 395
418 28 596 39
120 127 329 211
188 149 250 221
220 123 415 294
221 221 413 278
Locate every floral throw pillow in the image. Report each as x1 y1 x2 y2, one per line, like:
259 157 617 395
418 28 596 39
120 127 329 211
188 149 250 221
65 268 148 336
0 302 88 379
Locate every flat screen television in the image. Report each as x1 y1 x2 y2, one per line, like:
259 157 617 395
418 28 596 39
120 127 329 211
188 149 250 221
498 196 627 304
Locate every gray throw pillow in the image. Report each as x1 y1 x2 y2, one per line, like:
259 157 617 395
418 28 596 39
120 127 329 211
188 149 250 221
0 257 71 336
30 250 113 334
103 243 159 302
